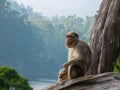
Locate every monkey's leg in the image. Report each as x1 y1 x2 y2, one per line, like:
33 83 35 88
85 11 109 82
68 64 84 79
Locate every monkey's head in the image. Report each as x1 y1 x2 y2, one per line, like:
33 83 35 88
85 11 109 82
65 31 79 48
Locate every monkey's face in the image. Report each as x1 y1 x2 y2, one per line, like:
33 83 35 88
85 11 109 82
65 32 79 48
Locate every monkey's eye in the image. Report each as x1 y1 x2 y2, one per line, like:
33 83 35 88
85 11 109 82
66 35 72 38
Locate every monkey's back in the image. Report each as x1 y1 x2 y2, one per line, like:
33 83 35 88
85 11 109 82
75 40 92 70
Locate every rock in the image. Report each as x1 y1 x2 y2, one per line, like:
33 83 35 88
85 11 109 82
43 72 120 90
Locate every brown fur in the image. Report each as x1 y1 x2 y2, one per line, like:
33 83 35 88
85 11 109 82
58 31 92 82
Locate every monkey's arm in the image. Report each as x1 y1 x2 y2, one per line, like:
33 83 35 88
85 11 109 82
63 58 85 68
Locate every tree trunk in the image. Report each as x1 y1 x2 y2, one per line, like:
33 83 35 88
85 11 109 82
88 0 120 75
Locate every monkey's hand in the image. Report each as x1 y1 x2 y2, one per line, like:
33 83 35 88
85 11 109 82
63 59 80 68
63 62 69 68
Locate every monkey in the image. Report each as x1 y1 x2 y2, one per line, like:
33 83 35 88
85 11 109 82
64 31 92 79
58 31 92 81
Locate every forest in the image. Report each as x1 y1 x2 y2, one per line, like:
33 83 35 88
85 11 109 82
0 0 119 80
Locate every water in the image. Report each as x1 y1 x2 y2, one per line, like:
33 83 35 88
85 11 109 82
30 79 57 90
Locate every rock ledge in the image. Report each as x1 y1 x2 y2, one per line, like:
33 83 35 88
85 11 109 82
43 72 120 90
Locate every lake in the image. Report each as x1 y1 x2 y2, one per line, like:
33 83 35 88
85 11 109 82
30 79 57 90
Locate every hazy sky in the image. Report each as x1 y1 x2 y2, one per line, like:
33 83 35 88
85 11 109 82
13 0 102 18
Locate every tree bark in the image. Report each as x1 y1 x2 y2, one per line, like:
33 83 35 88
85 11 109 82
88 0 120 75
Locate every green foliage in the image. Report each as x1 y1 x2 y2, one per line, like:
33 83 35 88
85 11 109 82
0 0 95 79
0 66 32 90
114 55 120 74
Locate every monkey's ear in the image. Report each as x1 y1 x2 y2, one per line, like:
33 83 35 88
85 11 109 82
74 33 79 39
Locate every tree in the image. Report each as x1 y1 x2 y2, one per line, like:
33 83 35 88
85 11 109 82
88 0 120 74
0 0 95 79
0 66 32 90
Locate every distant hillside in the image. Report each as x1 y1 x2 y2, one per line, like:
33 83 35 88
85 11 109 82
0 0 95 80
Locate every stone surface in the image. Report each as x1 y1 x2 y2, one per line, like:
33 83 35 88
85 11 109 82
43 72 120 90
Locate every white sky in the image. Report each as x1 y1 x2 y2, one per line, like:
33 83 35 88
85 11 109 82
13 0 102 18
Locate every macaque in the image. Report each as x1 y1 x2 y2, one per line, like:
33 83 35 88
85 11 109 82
58 31 92 81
